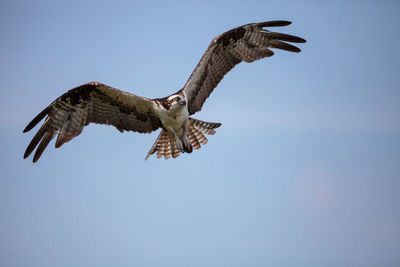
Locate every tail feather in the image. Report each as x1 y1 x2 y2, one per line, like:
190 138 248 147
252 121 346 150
192 127 208 145
145 130 164 160
157 133 167 159
189 118 221 135
145 118 221 160
171 139 181 158
164 136 172 159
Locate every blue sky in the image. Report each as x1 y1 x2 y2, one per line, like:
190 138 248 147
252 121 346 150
1 0 399 266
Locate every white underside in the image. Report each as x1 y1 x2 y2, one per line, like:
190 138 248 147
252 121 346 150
153 103 190 151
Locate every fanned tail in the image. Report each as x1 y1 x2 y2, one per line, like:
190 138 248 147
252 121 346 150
189 118 221 135
144 130 181 160
145 118 221 160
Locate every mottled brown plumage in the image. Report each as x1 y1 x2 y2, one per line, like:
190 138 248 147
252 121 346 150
24 82 161 162
180 20 306 115
23 20 305 162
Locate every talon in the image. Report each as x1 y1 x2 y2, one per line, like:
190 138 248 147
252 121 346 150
183 135 193 153
175 139 184 152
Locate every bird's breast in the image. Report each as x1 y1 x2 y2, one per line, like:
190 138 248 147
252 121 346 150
157 106 189 131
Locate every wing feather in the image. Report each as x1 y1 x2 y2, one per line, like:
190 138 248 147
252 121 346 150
23 82 161 162
181 20 306 115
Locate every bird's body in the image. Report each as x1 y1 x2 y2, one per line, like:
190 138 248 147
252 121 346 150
23 21 306 162
153 93 192 153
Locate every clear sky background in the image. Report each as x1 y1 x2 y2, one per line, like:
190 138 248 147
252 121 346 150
1 0 399 266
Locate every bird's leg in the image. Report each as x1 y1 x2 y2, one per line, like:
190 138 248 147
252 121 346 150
175 137 184 152
167 129 184 152
166 119 193 153
181 119 192 153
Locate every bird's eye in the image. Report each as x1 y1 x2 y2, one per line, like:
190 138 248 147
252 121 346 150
174 96 180 101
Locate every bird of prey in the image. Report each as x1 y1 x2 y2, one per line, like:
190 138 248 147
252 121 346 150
23 20 306 162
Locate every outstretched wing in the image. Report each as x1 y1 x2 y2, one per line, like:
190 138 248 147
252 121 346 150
180 20 306 115
23 82 161 162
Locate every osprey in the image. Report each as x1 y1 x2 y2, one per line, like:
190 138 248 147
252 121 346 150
23 21 306 162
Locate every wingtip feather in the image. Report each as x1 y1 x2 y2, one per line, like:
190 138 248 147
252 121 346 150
258 21 292 27
32 132 54 163
23 105 52 133
24 128 46 160
298 37 307 43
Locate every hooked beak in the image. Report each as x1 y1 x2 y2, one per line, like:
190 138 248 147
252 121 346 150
178 99 186 105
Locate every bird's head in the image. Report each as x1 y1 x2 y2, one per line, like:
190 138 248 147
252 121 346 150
168 94 186 109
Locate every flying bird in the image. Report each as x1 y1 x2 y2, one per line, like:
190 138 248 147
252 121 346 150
23 20 306 162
